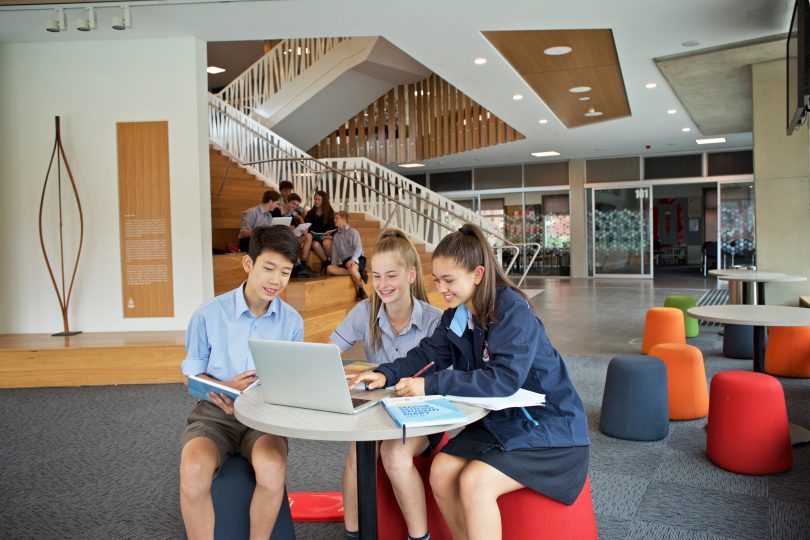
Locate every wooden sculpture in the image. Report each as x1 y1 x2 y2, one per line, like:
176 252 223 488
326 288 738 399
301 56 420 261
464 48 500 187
38 116 84 336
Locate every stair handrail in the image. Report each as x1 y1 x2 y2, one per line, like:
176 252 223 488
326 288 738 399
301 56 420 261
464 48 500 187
217 37 351 116
209 93 532 280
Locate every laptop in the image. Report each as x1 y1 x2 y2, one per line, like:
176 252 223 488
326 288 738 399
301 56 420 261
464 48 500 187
248 339 382 414
271 216 292 227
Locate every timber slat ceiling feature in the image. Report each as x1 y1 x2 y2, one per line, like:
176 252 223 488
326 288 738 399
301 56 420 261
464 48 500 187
309 74 524 163
483 29 631 128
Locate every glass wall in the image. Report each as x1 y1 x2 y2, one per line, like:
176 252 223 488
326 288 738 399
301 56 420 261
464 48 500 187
592 187 652 276
719 182 755 268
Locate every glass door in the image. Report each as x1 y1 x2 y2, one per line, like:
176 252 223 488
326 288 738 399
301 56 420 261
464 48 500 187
591 186 653 277
718 182 755 269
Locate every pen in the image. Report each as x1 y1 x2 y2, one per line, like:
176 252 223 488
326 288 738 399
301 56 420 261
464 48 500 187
412 361 435 378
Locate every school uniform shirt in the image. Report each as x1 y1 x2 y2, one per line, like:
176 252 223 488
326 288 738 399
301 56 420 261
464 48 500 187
239 205 275 236
304 209 336 234
331 225 364 264
330 298 442 364
181 284 304 382
376 286 590 451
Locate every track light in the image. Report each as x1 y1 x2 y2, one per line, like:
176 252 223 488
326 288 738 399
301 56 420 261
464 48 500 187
112 6 131 30
76 7 96 31
45 8 65 33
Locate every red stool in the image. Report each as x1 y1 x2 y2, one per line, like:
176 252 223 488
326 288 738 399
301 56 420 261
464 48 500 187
499 476 598 540
377 433 451 540
288 491 343 522
707 371 792 475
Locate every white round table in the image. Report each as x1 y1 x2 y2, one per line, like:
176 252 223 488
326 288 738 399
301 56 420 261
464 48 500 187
709 270 805 305
687 305 810 372
235 386 488 540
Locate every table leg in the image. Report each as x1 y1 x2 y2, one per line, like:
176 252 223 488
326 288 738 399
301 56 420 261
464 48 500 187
753 325 766 373
756 282 766 305
356 440 378 540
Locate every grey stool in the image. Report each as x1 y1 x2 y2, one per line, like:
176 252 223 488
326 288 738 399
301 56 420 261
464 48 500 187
723 324 754 359
183 455 296 540
600 355 669 441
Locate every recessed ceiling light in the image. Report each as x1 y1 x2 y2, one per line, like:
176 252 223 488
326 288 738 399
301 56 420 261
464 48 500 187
667 109 677 114
682 40 700 47
584 109 603 117
474 57 487 65
544 46 572 56
682 127 691 133
696 137 727 145
207 66 226 74
578 96 591 101
513 94 524 100
538 119 549 124
645 83 657 89
569 86 591 93
399 162 425 168
531 151 560 157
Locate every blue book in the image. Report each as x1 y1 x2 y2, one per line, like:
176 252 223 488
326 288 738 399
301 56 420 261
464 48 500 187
381 396 467 428
187 375 255 402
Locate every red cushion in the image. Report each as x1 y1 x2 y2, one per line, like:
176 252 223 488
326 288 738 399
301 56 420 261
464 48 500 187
288 491 343 522
499 477 597 540
707 371 792 474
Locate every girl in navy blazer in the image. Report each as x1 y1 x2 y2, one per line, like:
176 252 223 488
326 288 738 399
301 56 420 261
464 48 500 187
351 224 590 540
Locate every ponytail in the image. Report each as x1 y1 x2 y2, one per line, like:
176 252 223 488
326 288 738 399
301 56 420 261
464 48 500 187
433 223 528 330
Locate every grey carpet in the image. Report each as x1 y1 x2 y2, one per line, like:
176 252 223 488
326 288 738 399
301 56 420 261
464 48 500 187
2 329 808 539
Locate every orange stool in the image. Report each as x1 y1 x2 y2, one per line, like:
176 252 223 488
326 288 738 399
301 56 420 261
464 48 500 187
649 343 709 420
765 326 810 378
641 307 686 354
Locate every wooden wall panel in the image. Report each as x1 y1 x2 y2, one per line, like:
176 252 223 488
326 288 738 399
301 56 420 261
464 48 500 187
308 73 525 162
117 121 174 319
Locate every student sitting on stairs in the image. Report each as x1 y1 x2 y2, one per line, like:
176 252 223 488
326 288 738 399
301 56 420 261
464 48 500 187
326 210 368 300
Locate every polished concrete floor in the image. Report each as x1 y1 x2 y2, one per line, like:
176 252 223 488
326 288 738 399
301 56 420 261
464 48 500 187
523 274 723 356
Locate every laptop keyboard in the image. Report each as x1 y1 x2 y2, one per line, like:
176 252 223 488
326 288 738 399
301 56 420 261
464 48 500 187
352 397 372 409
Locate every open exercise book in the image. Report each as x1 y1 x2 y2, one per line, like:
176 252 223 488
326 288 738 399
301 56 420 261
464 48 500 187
382 396 467 428
445 389 546 411
187 375 258 403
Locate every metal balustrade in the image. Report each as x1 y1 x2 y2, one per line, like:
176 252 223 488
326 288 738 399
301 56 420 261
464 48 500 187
208 93 539 284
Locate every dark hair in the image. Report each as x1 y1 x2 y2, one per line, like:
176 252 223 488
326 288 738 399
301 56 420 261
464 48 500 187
313 190 334 226
368 228 427 352
278 180 294 192
287 193 302 203
262 190 281 204
433 223 528 330
248 225 300 264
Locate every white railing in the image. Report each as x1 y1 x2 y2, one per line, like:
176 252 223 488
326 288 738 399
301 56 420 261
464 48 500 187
217 37 351 116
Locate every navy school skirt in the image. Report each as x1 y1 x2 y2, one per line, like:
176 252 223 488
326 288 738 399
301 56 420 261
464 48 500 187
441 420 589 505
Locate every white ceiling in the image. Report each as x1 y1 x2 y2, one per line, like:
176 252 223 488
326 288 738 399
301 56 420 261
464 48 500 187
0 0 793 171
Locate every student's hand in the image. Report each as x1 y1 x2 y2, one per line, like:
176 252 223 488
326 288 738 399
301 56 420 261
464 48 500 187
394 377 425 397
349 371 387 390
345 260 356 270
208 392 235 415
226 370 258 391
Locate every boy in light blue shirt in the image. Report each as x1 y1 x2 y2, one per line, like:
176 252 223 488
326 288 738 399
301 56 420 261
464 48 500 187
179 225 303 539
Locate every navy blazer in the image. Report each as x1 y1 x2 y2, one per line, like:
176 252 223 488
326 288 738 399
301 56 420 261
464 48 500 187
376 287 590 451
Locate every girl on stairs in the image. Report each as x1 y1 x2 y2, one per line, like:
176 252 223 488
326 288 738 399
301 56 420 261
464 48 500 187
330 228 443 540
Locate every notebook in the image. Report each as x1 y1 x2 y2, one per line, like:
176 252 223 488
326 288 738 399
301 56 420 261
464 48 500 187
248 339 382 414
187 374 257 403
381 396 467 428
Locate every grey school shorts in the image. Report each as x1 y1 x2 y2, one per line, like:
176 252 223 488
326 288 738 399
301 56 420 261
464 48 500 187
182 401 287 468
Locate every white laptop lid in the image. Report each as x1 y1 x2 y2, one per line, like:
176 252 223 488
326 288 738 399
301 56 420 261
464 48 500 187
272 217 292 227
248 339 378 414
